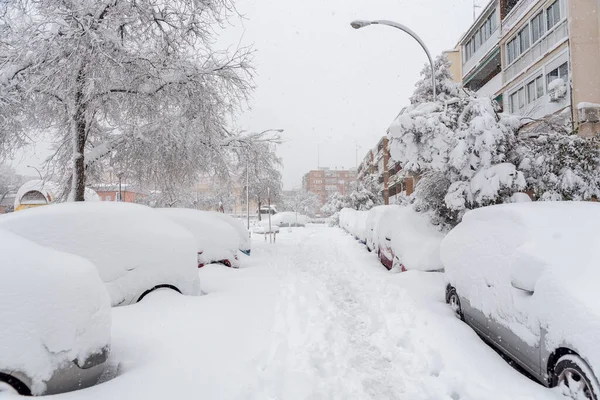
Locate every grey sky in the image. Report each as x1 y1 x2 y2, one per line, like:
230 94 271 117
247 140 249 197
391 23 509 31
12 0 482 189
220 0 480 189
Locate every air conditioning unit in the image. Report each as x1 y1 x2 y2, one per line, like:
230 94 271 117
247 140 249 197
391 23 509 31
548 79 567 102
578 104 600 123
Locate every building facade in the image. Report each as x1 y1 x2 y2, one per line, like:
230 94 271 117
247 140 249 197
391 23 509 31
453 0 600 135
357 137 415 205
302 167 357 207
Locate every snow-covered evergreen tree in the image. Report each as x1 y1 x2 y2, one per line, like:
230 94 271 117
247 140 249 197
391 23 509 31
389 55 525 227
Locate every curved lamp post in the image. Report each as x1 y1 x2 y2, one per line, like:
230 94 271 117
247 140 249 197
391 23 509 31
26 165 43 180
350 20 436 101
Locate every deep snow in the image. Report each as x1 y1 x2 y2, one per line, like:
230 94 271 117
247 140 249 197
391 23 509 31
39 225 563 400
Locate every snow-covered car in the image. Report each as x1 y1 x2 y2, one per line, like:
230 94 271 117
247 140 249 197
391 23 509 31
158 208 241 268
442 202 600 399
365 205 393 252
372 206 444 271
271 211 309 227
0 202 200 306
339 208 368 244
0 230 111 395
209 212 252 255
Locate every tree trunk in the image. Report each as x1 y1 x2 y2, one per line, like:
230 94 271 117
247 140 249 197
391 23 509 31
72 67 87 201
257 198 262 221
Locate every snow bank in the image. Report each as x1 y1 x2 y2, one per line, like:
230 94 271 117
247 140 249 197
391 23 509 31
442 202 600 378
0 202 200 306
207 212 251 254
0 230 111 395
158 209 240 268
372 206 444 271
271 211 309 227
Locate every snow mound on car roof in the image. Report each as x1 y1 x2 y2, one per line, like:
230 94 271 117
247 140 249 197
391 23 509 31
0 202 200 306
442 201 600 375
0 229 111 394
208 212 251 253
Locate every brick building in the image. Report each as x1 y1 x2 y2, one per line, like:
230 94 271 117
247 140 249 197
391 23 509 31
302 167 357 207
92 184 144 203
357 136 415 205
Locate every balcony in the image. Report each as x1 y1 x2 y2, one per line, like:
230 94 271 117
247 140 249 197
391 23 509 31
502 0 535 34
463 29 501 80
503 19 568 83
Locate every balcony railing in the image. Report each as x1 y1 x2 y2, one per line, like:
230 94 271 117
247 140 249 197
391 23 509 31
502 0 536 35
503 19 568 83
463 28 501 79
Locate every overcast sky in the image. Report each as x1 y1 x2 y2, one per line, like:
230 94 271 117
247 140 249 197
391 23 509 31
12 0 482 188
220 0 482 189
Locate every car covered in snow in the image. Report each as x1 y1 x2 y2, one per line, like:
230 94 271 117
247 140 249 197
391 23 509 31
339 208 368 244
271 211 309 227
0 202 200 306
252 222 280 234
371 206 444 272
0 230 111 395
208 212 251 255
442 202 600 399
365 205 390 252
158 208 241 268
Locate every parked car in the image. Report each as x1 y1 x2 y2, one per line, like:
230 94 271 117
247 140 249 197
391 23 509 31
158 208 240 268
365 205 390 252
209 212 252 255
371 206 444 272
272 211 309 227
253 222 280 234
442 202 600 399
0 230 111 395
0 202 200 306
339 208 369 244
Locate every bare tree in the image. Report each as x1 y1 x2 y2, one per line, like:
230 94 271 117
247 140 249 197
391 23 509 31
0 0 254 200
0 164 22 204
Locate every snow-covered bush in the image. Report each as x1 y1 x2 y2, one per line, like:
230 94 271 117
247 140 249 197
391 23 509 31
511 128 600 201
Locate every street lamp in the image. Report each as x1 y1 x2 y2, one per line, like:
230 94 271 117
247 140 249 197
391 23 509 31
26 165 42 180
350 19 436 101
115 172 124 202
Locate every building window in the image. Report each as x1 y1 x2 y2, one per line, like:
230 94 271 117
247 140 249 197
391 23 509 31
313 180 322 184
509 91 518 113
546 0 560 31
518 87 525 109
546 62 569 86
518 26 530 55
507 37 518 64
463 10 498 63
531 12 545 43
526 75 544 103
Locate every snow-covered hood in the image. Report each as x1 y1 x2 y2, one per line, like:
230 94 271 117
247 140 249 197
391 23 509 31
207 212 251 253
0 202 200 306
442 201 600 376
0 230 111 395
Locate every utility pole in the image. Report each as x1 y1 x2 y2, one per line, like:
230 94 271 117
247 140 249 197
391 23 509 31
246 158 250 232
267 187 272 244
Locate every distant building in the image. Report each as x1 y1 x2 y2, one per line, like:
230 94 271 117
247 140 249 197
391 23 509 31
302 167 357 207
92 184 144 203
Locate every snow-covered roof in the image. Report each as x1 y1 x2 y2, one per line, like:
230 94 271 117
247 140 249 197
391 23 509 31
14 180 100 207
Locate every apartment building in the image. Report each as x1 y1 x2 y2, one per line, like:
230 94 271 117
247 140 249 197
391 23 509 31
302 167 357 207
453 0 600 135
357 137 414 205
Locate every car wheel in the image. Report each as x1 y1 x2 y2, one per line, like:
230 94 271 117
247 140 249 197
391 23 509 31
0 373 31 396
445 286 464 321
552 355 599 400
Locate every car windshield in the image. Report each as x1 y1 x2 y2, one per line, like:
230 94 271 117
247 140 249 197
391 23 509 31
2 0 600 399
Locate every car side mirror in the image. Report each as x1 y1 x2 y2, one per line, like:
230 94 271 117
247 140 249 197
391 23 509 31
510 279 534 295
385 236 391 241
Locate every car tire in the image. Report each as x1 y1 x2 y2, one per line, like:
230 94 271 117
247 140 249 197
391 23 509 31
445 286 464 321
137 284 182 302
552 354 599 400
0 373 31 396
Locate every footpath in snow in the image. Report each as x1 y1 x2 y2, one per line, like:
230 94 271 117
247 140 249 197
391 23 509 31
44 225 561 400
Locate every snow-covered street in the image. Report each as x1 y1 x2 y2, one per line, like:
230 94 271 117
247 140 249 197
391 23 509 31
36 225 565 400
